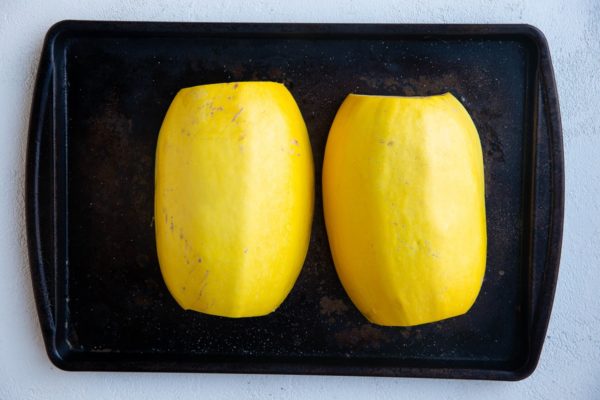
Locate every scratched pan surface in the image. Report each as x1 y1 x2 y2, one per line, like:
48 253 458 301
26 21 563 380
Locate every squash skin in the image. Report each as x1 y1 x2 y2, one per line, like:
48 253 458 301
155 82 314 318
322 93 486 327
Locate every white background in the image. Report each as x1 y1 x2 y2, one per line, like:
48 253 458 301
1 0 598 399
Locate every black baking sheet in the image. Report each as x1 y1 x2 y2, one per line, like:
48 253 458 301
26 21 564 380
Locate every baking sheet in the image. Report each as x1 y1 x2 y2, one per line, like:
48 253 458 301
26 21 563 380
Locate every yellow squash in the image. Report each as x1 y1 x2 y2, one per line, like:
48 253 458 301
155 82 314 318
322 93 486 326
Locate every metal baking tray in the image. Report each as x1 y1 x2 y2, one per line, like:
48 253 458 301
26 21 564 380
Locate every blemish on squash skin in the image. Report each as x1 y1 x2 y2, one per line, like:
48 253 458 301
387 141 394 146
232 108 244 122
194 270 211 302
233 83 239 89
209 104 224 117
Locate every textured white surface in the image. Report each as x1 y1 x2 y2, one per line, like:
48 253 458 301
0 0 598 398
